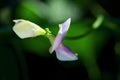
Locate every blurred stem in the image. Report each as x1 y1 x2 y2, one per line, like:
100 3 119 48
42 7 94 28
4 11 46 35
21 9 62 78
12 40 28 80
83 58 101 80
103 19 120 33
89 2 120 33
89 2 109 17
66 27 93 40
92 15 104 29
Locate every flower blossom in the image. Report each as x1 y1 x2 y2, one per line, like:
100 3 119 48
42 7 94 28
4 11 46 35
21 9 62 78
49 18 78 61
12 18 78 61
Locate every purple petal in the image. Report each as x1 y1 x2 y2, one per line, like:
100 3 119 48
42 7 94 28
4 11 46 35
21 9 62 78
59 18 71 34
50 18 71 53
55 44 78 61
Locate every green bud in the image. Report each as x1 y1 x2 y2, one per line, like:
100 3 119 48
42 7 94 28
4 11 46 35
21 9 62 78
92 15 104 29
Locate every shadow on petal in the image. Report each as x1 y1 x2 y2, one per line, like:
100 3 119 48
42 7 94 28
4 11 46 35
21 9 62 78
55 44 78 61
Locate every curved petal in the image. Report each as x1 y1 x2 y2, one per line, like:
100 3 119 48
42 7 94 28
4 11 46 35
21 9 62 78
13 19 46 39
55 44 78 61
50 18 71 53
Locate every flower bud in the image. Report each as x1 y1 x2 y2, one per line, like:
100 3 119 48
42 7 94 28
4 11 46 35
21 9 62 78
13 19 46 39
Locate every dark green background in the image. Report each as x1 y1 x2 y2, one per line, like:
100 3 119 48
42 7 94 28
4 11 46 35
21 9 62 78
0 0 120 80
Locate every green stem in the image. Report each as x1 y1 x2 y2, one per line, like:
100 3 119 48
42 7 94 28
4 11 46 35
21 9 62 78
66 28 93 40
44 28 55 44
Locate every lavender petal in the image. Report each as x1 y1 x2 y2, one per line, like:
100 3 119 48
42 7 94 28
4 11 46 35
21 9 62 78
50 18 71 53
55 44 78 61
59 18 71 34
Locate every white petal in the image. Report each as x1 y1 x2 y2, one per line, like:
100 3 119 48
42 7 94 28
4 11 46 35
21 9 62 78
13 19 46 39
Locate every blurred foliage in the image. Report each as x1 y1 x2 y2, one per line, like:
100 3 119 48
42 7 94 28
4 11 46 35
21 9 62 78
0 0 120 80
